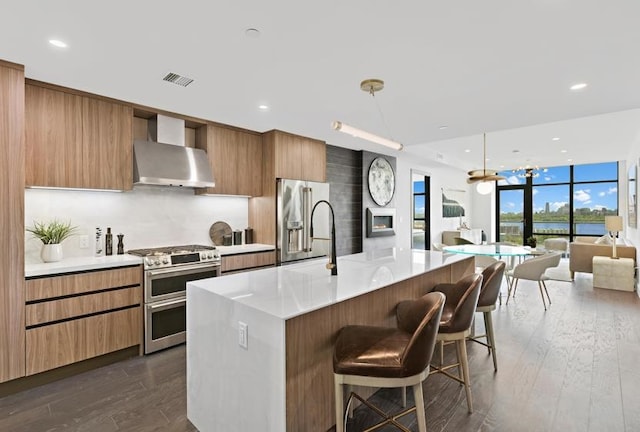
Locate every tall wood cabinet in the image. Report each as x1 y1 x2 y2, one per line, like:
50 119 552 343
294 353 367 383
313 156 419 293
25 83 133 190
0 60 25 383
249 130 327 245
195 124 263 196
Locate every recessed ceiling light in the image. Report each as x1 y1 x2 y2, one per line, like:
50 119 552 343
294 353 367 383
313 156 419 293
48 39 67 48
258 104 269 111
567 158 573 162
245 28 261 38
439 125 448 130
552 137 560 141
500 165 505 168
560 149 567 153
570 83 588 91
485 158 490 162
464 149 471 153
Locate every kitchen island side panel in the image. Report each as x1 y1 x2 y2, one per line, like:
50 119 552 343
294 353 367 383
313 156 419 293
187 286 286 432
284 259 473 432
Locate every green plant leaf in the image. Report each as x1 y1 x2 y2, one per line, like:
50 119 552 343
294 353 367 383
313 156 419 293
26 219 78 244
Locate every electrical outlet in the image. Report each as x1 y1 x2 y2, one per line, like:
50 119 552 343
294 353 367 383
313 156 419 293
238 321 248 349
79 235 89 249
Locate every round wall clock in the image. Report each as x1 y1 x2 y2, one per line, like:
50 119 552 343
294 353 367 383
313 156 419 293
368 157 395 206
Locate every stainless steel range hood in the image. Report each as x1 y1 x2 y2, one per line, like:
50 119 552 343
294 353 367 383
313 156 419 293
133 114 215 188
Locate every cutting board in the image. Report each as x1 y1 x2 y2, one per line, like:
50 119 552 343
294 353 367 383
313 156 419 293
209 221 232 246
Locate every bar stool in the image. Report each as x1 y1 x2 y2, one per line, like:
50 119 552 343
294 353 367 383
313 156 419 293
333 291 446 432
429 273 483 413
470 261 506 371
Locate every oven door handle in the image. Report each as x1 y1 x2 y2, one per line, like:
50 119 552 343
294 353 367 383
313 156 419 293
148 298 187 310
147 262 221 277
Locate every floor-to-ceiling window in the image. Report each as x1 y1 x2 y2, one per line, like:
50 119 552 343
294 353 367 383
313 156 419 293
572 162 619 236
496 162 618 244
411 171 430 249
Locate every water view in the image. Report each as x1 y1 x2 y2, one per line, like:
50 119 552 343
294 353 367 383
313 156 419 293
500 221 606 236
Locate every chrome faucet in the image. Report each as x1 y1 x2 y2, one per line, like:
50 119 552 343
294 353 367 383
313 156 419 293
310 200 337 276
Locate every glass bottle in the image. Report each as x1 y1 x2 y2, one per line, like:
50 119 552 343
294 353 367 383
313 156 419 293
105 227 113 256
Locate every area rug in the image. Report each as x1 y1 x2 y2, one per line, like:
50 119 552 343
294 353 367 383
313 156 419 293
544 259 573 282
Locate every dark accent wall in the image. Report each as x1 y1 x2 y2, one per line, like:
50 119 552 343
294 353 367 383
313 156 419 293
361 151 397 252
326 145 362 256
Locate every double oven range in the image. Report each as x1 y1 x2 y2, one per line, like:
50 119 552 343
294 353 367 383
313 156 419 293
128 245 221 354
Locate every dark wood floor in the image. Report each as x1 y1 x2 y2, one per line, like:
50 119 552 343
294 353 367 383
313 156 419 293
1 270 639 432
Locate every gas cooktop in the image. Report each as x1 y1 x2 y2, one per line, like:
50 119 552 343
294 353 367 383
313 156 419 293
128 244 216 257
128 245 220 269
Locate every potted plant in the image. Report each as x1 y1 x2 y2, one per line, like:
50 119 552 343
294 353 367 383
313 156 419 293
526 236 538 248
26 219 77 262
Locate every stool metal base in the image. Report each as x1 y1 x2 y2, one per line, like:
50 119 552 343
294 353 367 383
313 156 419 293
335 370 429 432
346 391 415 432
429 330 473 413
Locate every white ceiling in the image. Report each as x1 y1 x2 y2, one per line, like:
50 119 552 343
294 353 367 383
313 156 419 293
3 0 640 171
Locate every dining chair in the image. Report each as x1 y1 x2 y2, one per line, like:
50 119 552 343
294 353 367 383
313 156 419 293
474 255 498 269
453 237 474 245
432 242 447 251
506 252 562 310
333 292 445 432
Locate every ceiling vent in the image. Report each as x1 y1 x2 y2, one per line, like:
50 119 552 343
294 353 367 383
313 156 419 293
162 72 194 87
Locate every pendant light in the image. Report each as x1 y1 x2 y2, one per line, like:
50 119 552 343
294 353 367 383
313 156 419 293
332 79 403 151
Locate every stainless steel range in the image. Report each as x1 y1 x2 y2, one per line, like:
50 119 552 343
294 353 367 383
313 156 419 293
128 245 221 354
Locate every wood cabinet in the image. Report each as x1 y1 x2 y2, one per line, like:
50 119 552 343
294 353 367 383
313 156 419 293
195 124 263 196
0 60 25 384
269 130 326 182
24 266 143 375
249 130 327 245
221 250 276 273
82 97 133 190
25 83 133 190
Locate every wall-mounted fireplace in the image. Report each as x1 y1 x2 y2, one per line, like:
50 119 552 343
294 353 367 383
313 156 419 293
366 208 396 237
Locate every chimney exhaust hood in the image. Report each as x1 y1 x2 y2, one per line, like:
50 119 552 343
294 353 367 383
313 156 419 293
133 114 215 188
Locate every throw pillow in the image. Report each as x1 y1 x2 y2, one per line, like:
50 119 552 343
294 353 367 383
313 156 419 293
594 235 612 245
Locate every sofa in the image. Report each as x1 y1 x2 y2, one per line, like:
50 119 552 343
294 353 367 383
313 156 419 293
569 236 636 279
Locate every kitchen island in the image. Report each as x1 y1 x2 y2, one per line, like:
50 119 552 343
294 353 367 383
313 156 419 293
187 248 474 432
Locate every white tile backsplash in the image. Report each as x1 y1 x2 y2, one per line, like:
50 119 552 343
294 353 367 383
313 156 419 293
25 185 249 264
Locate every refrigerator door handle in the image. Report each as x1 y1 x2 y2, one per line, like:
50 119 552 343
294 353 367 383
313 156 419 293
303 186 312 252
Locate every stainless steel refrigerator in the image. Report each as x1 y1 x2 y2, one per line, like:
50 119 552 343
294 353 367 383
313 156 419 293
276 178 331 265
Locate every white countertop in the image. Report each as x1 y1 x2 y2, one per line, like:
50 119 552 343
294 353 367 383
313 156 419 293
26 255 143 278
216 243 274 256
189 248 470 320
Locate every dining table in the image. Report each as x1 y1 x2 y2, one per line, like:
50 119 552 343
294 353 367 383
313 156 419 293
442 244 533 258
442 243 536 307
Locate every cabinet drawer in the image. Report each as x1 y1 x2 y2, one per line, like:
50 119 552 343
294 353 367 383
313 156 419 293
26 266 142 301
221 251 275 273
26 307 141 375
26 286 141 326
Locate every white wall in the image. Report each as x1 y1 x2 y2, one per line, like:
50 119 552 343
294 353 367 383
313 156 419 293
394 152 471 250
25 186 248 264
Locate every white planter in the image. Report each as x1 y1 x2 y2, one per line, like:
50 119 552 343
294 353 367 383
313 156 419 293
41 244 63 263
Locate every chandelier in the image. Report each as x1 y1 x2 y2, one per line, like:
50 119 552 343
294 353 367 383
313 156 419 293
512 166 548 179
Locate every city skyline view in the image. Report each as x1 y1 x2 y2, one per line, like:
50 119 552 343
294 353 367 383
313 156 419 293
498 162 618 215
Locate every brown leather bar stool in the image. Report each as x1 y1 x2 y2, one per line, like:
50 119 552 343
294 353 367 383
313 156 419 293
470 261 506 371
333 292 446 432
429 273 483 413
